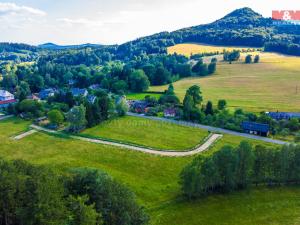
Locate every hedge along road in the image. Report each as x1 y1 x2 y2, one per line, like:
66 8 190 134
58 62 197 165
30 124 222 157
127 113 288 145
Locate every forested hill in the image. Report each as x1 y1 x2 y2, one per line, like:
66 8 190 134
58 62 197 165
1 7 299 59
118 7 300 57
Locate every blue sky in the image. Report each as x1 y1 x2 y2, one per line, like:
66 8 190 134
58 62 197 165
0 0 299 45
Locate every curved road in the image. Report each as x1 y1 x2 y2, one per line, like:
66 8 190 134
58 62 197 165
30 124 222 157
127 112 288 145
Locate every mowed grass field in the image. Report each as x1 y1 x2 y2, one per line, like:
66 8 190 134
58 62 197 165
153 47 300 112
167 43 259 56
81 116 209 150
1 117 299 225
126 93 162 100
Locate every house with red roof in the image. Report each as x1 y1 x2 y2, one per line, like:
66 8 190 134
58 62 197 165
0 90 16 109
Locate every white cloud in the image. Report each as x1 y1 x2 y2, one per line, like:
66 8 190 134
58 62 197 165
57 17 103 28
0 2 46 16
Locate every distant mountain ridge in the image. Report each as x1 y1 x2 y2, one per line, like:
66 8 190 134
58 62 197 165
38 43 103 50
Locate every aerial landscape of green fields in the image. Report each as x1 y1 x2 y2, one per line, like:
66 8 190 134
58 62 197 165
0 1 300 225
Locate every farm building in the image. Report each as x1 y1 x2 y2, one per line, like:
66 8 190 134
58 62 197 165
241 121 270 137
266 112 300 121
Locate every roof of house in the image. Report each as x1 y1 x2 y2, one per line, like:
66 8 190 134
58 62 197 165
0 99 17 105
87 95 97 103
39 88 55 94
267 112 300 119
0 90 13 97
164 108 176 114
242 121 270 133
71 88 88 96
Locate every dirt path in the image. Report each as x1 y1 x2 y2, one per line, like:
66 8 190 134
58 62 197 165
13 130 37 140
30 124 222 157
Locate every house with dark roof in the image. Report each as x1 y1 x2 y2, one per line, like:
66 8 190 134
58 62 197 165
164 108 176 118
266 112 300 121
71 88 88 97
129 100 149 114
39 88 55 100
87 95 97 104
241 121 270 137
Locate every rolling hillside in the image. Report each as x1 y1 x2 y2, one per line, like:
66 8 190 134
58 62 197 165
151 50 300 112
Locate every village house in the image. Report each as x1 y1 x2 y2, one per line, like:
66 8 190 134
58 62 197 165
266 112 300 121
87 95 97 104
242 121 270 137
27 93 40 101
39 88 55 100
128 100 149 114
71 88 88 97
0 90 16 109
164 108 176 118
89 84 101 90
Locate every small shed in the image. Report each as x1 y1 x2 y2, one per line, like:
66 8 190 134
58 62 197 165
242 121 270 137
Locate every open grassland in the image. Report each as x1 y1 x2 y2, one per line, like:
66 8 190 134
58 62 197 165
167 43 259 56
126 93 162 100
151 51 300 112
1 118 298 225
81 116 209 150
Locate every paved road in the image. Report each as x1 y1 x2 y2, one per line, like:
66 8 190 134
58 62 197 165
0 115 13 121
30 124 222 157
127 112 288 145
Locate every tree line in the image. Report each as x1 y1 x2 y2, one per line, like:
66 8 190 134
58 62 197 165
180 142 300 199
0 159 148 225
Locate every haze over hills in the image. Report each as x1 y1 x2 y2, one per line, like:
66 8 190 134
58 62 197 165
1 7 300 56
38 43 103 50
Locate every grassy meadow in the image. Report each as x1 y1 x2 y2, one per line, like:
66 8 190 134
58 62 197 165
153 48 300 112
1 117 296 225
126 92 162 100
167 43 259 56
81 116 209 150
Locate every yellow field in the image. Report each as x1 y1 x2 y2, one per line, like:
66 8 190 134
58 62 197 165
167 43 259 57
151 51 300 112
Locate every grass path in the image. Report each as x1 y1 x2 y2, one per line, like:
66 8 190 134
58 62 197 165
30 124 222 157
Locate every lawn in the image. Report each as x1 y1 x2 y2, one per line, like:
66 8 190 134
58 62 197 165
151 50 300 112
81 116 210 150
167 43 259 57
1 118 298 225
126 92 162 100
